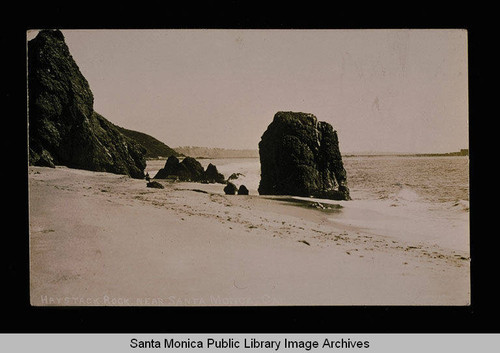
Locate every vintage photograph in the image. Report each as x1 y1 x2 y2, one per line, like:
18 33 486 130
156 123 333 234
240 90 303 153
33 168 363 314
27 29 469 306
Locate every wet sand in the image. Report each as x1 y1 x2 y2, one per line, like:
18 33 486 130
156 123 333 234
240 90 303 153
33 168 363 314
29 166 470 306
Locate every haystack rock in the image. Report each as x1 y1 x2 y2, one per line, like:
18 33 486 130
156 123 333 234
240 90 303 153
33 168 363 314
28 30 146 178
258 111 350 200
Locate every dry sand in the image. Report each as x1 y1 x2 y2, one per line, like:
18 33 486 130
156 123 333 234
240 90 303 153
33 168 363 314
29 166 470 306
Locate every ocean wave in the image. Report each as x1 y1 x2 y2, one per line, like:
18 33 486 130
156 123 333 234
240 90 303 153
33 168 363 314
393 187 421 202
146 157 469 216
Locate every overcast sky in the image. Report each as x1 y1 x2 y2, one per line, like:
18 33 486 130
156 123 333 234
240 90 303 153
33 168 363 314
29 29 468 153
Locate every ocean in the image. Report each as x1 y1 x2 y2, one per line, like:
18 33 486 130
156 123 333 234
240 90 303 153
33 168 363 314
146 155 469 252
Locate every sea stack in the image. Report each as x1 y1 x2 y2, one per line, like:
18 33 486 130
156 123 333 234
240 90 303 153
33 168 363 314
258 111 350 200
28 29 146 178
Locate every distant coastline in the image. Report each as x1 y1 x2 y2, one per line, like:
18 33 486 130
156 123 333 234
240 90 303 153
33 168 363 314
344 149 469 158
173 146 259 159
158 147 470 160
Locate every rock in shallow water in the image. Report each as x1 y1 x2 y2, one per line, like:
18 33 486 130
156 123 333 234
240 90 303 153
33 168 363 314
204 163 225 184
146 181 164 189
237 185 249 195
224 182 238 195
154 156 225 183
258 111 350 200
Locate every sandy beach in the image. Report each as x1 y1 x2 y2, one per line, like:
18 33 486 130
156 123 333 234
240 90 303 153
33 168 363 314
29 166 470 306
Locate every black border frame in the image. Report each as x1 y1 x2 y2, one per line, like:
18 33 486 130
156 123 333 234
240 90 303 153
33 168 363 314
4 1 493 334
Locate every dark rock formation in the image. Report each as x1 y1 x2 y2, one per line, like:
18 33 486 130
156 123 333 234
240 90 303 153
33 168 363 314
237 185 249 195
31 149 55 168
228 172 244 180
154 156 197 180
174 146 258 159
179 157 205 181
224 182 238 195
154 155 181 179
204 163 225 184
154 156 225 183
146 181 164 189
258 111 350 200
28 29 146 178
115 126 180 159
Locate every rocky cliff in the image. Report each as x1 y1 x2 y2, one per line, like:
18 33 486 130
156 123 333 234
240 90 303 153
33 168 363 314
258 111 350 200
28 29 146 178
115 126 181 159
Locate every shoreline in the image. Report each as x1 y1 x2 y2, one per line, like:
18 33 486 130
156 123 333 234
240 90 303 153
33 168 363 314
29 166 470 306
